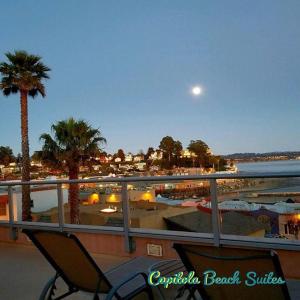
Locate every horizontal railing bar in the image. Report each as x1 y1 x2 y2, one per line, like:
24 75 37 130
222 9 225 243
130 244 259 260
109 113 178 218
220 239 300 251
18 224 61 232
14 222 124 233
5 221 300 249
1 171 300 186
220 233 300 246
63 227 124 235
63 223 124 233
129 232 215 244
14 222 59 228
0 221 10 226
15 223 125 235
129 228 213 238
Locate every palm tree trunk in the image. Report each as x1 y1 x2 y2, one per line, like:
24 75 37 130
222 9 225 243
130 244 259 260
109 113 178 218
20 90 31 221
68 163 80 224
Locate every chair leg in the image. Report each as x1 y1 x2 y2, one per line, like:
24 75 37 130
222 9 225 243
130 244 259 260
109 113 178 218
146 286 154 300
39 275 58 300
186 287 197 300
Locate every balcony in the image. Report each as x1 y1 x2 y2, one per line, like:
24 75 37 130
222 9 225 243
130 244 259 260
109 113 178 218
1 173 300 299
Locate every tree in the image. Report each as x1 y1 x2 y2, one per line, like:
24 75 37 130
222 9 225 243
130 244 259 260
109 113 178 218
138 149 145 156
31 151 42 163
145 147 155 160
39 118 106 224
174 141 183 160
188 140 210 168
117 149 125 162
159 136 175 163
159 136 182 168
16 153 22 171
0 146 15 166
0 50 50 221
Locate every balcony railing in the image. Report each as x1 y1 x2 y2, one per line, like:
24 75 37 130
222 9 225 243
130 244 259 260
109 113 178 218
1 172 300 252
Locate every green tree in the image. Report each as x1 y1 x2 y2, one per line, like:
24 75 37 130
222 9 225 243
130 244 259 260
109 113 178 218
31 151 42 163
174 141 183 161
0 50 50 221
117 149 125 161
188 140 210 168
0 146 15 166
159 136 182 168
39 118 106 224
159 136 175 163
145 147 155 160
138 149 145 156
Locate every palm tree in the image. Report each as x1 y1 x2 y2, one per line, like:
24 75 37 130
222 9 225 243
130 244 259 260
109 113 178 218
39 118 106 224
0 50 50 221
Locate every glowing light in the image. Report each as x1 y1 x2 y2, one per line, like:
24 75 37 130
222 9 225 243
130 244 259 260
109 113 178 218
191 86 202 96
108 193 118 202
142 191 153 201
100 207 117 213
88 193 99 204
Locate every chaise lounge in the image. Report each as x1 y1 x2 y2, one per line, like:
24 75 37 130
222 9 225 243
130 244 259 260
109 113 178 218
23 229 157 300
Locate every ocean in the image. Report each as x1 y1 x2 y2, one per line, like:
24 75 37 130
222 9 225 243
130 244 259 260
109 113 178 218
236 160 300 173
232 160 300 203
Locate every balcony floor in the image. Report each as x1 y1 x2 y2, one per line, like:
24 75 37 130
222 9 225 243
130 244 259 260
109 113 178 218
0 242 299 300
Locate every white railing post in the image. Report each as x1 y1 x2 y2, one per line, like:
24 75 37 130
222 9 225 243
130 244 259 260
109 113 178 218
8 186 17 240
210 179 221 246
121 182 133 252
57 183 64 231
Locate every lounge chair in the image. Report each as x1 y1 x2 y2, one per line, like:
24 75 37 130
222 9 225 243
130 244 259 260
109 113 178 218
173 243 291 300
23 229 155 300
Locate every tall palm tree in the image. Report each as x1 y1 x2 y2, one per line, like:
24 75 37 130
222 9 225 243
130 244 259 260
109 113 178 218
39 118 106 224
0 50 50 221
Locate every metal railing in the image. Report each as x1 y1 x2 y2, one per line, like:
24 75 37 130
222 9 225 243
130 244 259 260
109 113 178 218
1 172 300 252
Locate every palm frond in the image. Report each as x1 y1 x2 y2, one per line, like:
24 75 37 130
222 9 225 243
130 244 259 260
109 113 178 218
40 118 106 168
0 50 50 98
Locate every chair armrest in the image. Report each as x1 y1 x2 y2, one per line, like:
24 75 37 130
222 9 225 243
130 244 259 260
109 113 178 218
105 272 149 300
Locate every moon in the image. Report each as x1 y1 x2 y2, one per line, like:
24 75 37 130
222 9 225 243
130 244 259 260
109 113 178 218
191 86 202 96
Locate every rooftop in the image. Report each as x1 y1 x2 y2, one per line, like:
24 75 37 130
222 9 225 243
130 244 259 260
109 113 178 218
164 210 268 235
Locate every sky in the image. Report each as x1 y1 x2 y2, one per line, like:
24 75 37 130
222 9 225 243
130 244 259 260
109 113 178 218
0 1 300 155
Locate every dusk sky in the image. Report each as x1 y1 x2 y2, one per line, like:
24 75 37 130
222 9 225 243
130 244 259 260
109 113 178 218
1 1 300 155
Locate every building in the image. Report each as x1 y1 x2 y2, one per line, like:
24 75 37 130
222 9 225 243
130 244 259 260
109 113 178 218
114 157 122 163
180 149 197 158
150 150 163 160
133 155 144 162
164 210 267 237
125 153 133 162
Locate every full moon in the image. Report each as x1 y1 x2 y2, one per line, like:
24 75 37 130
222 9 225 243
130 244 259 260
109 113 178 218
192 86 202 96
